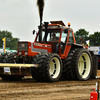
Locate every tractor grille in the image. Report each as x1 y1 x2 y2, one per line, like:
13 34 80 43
18 42 28 51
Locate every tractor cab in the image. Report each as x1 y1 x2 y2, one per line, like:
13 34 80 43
33 21 76 59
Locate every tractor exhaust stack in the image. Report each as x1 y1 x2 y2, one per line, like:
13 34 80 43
44 22 49 43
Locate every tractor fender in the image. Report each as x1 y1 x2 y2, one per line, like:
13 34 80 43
69 43 83 49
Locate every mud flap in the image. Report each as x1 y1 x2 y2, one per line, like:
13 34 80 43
92 56 98 78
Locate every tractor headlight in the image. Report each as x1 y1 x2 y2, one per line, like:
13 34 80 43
25 52 28 55
19 52 22 55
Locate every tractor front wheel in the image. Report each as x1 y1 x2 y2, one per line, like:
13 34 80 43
31 53 62 82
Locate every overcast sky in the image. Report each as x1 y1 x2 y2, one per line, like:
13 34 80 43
0 0 100 42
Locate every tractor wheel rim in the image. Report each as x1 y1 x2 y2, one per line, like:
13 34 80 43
49 57 61 78
78 53 91 79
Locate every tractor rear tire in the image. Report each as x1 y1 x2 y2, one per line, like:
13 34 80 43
0 53 10 80
62 48 93 81
0 53 8 63
31 53 62 82
4 52 17 63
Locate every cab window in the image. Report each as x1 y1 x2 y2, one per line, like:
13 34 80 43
60 30 68 54
36 30 60 42
68 31 73 43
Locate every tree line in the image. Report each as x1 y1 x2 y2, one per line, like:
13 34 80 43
75 29 100 46
0 30 19 50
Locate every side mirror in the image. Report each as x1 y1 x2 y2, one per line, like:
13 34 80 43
64 29 68 33
33 30 35 35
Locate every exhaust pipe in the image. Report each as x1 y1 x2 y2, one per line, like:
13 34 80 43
44 22 49 43
39 20 42 43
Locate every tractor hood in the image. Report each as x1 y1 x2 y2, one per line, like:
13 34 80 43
32 42 52 53
17 41 52 56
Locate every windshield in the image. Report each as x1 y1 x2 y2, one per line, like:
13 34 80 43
36 30 60 42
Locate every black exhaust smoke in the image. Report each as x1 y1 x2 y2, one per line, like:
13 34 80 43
37 0 44 23
37 0 45 43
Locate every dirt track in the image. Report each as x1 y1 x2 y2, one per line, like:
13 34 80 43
0 76 100 100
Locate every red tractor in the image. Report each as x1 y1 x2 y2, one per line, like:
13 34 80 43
0 21 96 82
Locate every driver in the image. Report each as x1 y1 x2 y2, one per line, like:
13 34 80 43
50 33 59 53
50 33 59 41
